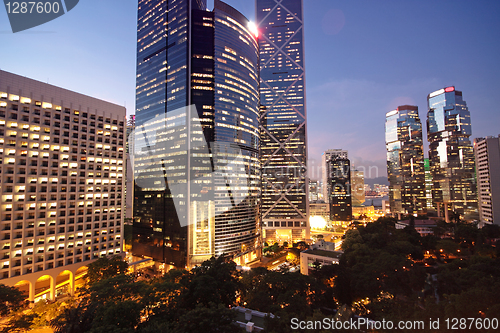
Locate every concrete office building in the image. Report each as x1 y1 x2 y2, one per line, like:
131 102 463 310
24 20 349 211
474 136 500 226
0 70 126 302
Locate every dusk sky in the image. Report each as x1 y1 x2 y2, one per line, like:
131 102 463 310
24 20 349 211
1 0 499 180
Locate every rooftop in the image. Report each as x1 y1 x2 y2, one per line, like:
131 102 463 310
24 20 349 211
303 249 343 259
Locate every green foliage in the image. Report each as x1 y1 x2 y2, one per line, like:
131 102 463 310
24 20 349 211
174 303 243 333
86 255 129 285
239 267 332 320
0 312 38 333
0 284 26 317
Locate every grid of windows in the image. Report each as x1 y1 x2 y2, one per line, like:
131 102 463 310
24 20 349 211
0 81 125 280
427 88 477 219
474 136 500 226
257 0 309 244
385 106 426 215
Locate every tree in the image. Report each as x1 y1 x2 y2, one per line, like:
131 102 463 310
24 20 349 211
177 255 240 309
51 274 151 333
174 303 242 333
0 284 26 317
271 242 280 253
1 313 38 333
86 255 128 285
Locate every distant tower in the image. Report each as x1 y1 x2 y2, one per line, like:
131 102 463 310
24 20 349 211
257 0 309 244
308 180 319 202
385 105 426 216
427 87 477 221
322 149 348 203
327 157 352 221
351 170 365 207
474 136 500 226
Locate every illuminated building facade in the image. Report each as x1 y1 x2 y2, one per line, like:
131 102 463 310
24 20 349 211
133 0 260 268
427 87 477 220
424 158 433 209
0 70 126 302
351 170 365 207
257 0 309 244
474 136 500 226
308 180 319 202
322 149 348 203
327 157 352 221
385 105 426 215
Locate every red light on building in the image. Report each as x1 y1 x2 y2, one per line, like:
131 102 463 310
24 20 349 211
445 86 455 92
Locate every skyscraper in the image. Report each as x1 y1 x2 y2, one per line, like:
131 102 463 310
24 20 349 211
133 0 261 268
0 70 126 302
351 170 365 207
424 158 433 210
322 149 348 203
308 180 319 202
257 0 309 244
427 87 477 220
474 136 500 226
327 157 352 221
385 105 426 216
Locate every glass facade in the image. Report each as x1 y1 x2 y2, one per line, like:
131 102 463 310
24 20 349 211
133 0 260 268
327 158 352 221
257 0 309 244
427 87 477 219
385 105 426 215
212 0 261 263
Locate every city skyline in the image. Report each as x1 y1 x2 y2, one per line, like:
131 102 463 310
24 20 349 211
1 0 500 179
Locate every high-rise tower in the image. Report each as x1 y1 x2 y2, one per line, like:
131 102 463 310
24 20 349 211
427 87 477 220
0 70 126 302
474 136 500 226
322 149 348 204
133 0 261 268
327 157 352 221
257 0 309 245
385 105 426 216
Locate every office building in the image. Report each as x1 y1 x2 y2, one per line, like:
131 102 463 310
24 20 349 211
424 158 433 210
351 169 365 206
300 249 341 275
427 87 477 220
322 149 348 203
133 0 261 268
258 0 309 244
308 180 319 202
326 156 352 221
474 136 500 226
385 105 426 216
309 202 329 220
0 70 126 302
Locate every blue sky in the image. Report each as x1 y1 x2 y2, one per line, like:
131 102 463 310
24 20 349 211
1 0 499 179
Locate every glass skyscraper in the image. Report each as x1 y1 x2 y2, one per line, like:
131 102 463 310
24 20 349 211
257 0 309 244
385 105 426 215
427 87 477 220
133 0 260 268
